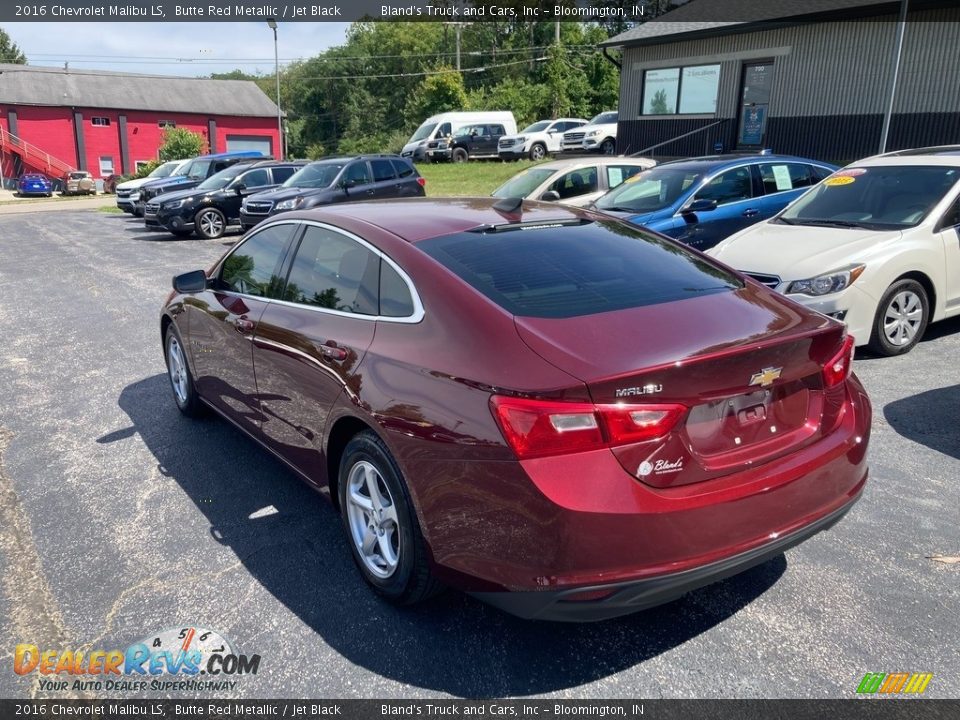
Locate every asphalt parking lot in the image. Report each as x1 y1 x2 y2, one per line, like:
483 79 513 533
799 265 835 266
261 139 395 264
0 208 957 700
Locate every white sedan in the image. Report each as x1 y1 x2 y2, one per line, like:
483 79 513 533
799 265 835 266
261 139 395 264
708 147 960 356
491 156 656 208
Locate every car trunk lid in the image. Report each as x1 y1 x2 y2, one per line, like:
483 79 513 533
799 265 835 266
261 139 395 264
514 285 848 487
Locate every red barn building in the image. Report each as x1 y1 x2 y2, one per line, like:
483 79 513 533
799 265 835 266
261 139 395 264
0 64 281 185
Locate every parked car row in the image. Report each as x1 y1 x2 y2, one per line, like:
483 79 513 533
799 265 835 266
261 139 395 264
13 170 96 197
401 110 622 163
121 150 426 239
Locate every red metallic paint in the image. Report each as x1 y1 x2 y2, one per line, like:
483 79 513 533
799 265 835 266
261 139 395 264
162 198 872 616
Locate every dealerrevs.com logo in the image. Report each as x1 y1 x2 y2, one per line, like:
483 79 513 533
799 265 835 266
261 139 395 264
14 626 261 693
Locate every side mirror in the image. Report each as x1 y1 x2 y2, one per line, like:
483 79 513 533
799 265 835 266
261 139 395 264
339 179 356 192
234 182 246 194
682 198 718 215
540 190 561 202
172 270 207 294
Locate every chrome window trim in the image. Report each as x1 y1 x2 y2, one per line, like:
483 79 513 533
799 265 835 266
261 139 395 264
213 218 425 324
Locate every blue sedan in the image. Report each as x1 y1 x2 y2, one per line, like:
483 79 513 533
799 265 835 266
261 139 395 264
593 154 838 251
17 173 54 197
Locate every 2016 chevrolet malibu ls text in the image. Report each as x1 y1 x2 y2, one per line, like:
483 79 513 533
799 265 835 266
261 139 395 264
160 198 872 621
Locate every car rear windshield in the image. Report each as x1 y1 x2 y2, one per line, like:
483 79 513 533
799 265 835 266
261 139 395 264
778 165 960 229
418 220 742 318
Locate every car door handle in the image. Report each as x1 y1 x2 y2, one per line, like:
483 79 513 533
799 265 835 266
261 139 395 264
365 188 375 195
233 316 255 334
742 208 760 218
317 342 348 361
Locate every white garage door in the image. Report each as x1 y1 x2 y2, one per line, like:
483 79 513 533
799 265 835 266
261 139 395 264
225 135 273 156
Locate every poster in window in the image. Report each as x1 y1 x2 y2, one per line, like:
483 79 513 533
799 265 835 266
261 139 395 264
642 68 679 115
739 105 767 146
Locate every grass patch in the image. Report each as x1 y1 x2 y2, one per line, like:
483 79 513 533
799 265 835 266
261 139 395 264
418 159 546 197
98 205 125 214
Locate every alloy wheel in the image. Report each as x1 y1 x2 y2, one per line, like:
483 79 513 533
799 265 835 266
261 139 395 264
198 210 224 238
345 460 400 579
167 336 188 404
883 290 923 346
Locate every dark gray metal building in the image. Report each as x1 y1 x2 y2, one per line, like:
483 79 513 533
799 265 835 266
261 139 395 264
602 0 960 163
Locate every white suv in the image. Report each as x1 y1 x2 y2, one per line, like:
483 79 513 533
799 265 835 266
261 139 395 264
562 111 618 155
498 118 588 161
708 146 960 356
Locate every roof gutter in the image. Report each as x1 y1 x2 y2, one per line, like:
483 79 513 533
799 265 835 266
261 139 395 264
602 46 621 69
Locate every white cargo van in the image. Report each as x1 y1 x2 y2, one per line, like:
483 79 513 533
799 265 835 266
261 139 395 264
401 111 516 162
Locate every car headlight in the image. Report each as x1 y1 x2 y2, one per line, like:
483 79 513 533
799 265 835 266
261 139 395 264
786 265 866 296
587 130 601 137
515 136 526 143
161 199 184 209
274 197 302 211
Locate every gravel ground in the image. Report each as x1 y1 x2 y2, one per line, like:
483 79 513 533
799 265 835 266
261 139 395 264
0 209 957 700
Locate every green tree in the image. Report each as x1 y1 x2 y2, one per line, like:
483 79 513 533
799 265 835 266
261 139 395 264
158 128 206 161
650 89 669 114
0 27 26 64
408 67 467 123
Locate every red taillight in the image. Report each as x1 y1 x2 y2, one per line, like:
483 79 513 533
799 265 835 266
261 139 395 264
490 396 686 460
416 177 427 187
823 335 855 388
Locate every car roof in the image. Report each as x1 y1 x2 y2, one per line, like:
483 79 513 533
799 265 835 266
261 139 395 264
652 153 828 171
285 197 593 244
856 146 960 166
522 157 654 173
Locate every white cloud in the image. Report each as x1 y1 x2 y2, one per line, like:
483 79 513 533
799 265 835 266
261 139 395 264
3 22 349 76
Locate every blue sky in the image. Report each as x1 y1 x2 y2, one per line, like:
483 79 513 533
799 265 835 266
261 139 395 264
2 22 349 76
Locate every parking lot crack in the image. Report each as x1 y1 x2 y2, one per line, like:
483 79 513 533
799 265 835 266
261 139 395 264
0 427 74 699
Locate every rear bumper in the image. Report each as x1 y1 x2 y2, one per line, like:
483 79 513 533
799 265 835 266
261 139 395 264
397 375 871 615
472 495 859 621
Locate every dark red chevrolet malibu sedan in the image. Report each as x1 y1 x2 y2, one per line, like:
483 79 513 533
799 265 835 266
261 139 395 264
160 197 871 621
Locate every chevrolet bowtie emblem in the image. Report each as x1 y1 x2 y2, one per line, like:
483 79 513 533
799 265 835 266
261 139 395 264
750 367 783 387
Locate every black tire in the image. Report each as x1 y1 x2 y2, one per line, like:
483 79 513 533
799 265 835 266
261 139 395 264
338 430 442 605
868 278 930 356
194 207 226 239
600 138 616 155
163 325 204 417
529 142 547 161
452 147 468 163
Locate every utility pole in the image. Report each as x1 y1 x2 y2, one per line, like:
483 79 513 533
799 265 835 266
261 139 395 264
555 21 560 45
879 0 909 154
267 19 283 160
444 22 464 71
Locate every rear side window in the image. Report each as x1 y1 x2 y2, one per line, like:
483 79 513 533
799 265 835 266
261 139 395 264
217 223 295 297
758 163 817 195
419 221 742 318
271 167 297 183
344 162 371 186
282 226 379 315
379 262 415 317
606 165 644 188
391 160 414 178
371 159 396 182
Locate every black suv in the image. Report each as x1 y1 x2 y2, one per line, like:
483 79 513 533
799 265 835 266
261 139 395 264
136 151 266 215
239 155 425 230
145 160 306 239
428 124 507 162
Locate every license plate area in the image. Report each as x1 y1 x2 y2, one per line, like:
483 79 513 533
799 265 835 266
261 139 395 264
684 382 820 467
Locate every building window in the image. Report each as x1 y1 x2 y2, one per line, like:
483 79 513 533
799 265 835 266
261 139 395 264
642 64 721 115
158 120 176 128
99 156 114 176
91 117 111 127
135 160 152 172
